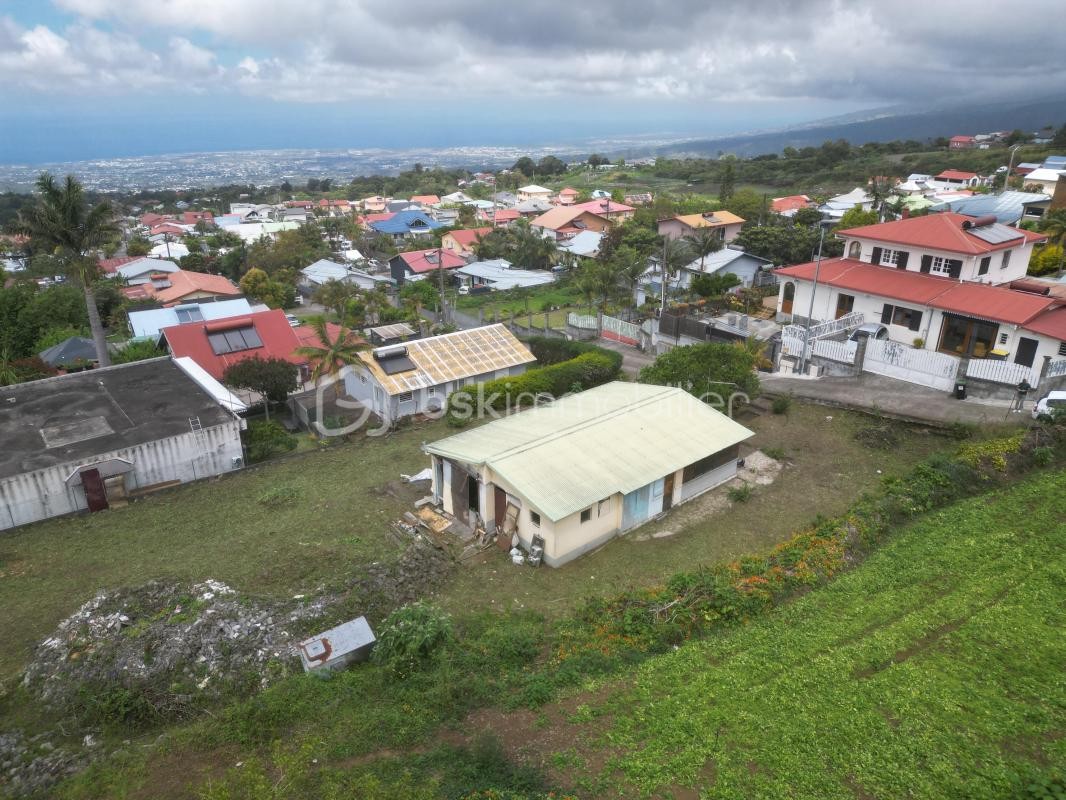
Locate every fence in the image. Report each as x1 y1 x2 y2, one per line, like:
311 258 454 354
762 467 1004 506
863 339 959 392
600 314 641 346
965 359 1039 387
781 311 865 343
567 312 598 330
812 338 858 363
1045 359 1066 379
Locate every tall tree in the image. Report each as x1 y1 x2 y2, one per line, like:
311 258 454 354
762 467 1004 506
683 227 724 275
718 161 736 203
16 174 118 366
293 315 368 393
1038 209 1066 278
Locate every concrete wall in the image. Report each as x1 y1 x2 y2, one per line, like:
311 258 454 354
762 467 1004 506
0 421 244 531
679 461 737 502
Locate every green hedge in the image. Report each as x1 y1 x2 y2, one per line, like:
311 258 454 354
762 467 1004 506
523 335 613 366
446 348 622 426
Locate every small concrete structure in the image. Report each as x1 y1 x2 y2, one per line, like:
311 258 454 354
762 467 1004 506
298 616 376 673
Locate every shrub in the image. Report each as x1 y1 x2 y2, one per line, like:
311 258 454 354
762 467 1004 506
446 349 622 426
771 394 792 415
763 446 786 461
372 602 455 678
244 420 297 463
728 483 754 503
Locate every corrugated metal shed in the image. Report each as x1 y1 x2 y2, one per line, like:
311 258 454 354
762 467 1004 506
425 382 754 522
298 616 375 673
358 324 535 395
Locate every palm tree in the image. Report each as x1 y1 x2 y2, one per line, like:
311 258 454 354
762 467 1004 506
659 237 693 301
293 315 368 394
1038 209 1066 278
17 174 118 366
683 227 724 276
734 335 774 372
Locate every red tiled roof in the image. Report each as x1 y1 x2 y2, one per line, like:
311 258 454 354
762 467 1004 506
150 222 187 236
571 199 634 214
839 212 1044 255
98 256 138 273
776 258 1060 325
936 170 978 181
410 195 441 205
398 249 466 274
950 135 975 142
480 208 520 223
1023 306 1066 340
361 212 396 225
121 270 240 307
558 187 579 196
140 213 169 227
445 227 492 249
162 309 305 380
181 211 214 225
771 195 812 213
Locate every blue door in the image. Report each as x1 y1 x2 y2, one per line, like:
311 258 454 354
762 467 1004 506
622 484 650 530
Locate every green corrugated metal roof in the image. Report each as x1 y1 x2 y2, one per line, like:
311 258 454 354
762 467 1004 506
425 382 754 522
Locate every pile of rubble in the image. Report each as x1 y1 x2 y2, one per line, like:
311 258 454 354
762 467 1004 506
0 731 89 798
348 536 455 614
22 579 323 711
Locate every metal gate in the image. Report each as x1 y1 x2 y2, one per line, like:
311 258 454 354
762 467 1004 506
863 339 959 392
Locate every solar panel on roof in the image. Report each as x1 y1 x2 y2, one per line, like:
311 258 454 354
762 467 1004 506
378 354 417 375
967 223 1023 245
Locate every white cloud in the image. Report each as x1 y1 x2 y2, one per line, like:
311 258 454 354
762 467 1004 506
8 1 1066 105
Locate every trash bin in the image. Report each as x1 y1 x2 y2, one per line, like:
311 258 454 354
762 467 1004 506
954 382 967 400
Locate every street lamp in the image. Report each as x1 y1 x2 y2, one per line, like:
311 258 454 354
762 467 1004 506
1003 144 1022 196
798 221 830 376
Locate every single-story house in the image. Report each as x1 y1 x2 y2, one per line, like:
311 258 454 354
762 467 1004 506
934 169 982 188
127 298 259 340
477 208 521 226
343 324 535 421
530 206 613 241
557 230 604 259
389 249 467 286
674 247 775 289
771 195 814 217
441 227 492 258
149 242 190 260
39 336 99 369
122 270 242 307
361 196 388 213
818 188 875 220
569 198 635 222
366 322 418 346
1022 168 1065 195
658 211 745 243
0 357 246 530
369 210 442 242
456 259 555 291
115 257 179 285
160 308 304 380
410 195 441 208
929 191 1051 225
297 258 386 293
441 191 473 205
517 184 553 202
424 382 755 566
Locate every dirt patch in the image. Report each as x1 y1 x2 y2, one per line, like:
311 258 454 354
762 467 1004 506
843 773 877 800
854 425 901 450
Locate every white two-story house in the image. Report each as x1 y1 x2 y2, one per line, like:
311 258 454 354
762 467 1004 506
776 213 1064 371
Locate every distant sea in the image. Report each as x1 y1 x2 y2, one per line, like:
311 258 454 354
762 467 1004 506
0 135 686 194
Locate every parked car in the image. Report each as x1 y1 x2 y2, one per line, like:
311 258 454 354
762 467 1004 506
848 323 889 343
1031 390 1066 420
285 313 303 327
458 285 492 296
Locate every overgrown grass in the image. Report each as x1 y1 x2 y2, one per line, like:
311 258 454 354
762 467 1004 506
562 470 1066 798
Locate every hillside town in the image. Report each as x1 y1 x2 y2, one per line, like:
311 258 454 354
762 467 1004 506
2 2 1066 796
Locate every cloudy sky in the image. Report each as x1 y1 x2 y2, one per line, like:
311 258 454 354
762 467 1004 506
1 0 1062 163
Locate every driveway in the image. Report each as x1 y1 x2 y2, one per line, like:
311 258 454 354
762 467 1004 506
761 372 1029 426
594 338 655 377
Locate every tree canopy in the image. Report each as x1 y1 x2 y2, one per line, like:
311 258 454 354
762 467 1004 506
639 342 760 406
222 356 299 420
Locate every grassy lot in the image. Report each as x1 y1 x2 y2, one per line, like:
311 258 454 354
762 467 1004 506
438 404 953 618
0 419 441 682
547 470 1066 798
0 404 948 686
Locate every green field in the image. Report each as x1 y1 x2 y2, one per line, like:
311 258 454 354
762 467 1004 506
544 470 1066 798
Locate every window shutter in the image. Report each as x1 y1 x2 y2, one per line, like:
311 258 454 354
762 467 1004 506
871 246 883 265
896 251 909 270
920 255 932 273
978 256 991 276
909 310 922 331
881 305 893 324
947 259 962 278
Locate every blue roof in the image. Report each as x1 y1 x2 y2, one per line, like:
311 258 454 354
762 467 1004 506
369 210 442 235
1043 155 1066 169
928 191 1050 224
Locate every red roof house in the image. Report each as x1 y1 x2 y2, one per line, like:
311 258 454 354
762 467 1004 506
161 309 304 380
121 270 242 307
949 135 976 149
771 195 813 215
441 227 492 256
839 212 1046 256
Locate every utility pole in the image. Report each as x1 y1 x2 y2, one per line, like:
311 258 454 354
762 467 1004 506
437 245 447 326
798 223 827 376
1003 144 1022 199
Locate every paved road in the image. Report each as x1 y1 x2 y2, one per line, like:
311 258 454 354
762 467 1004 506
761 372 1030 427
594 338 655 377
